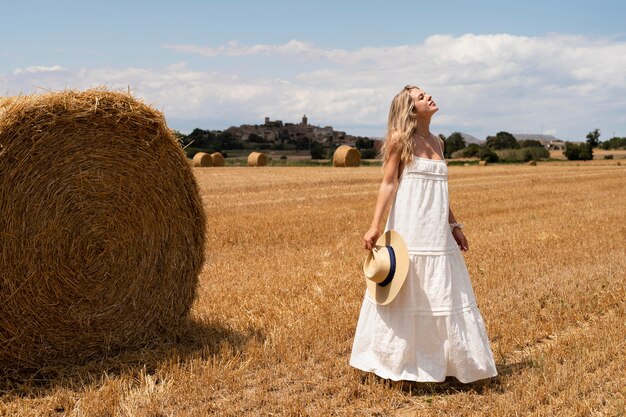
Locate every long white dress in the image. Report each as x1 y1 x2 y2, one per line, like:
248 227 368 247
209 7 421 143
349 155 498 383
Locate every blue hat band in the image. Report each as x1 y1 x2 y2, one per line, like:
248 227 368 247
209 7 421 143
378 246 396 287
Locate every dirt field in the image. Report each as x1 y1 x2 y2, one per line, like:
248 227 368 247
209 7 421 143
2 161 625 416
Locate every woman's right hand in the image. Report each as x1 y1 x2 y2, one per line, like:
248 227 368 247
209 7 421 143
363 226 380 251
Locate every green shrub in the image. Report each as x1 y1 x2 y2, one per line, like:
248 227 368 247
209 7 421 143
479 148 499 162
564 143 592 160
360 148 378 159
310 142 326 160
600 137 626 150
460 143 482 158
486 131 518 149
519 139 544 148
443 132 466 158
496 147 550 162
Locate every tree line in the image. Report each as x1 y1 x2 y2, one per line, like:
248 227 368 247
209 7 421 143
443 129 624 162
562 129 625 161
176 126 623 162
441 131 549 163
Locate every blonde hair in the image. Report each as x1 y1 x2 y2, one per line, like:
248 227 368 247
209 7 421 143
381 85 420 168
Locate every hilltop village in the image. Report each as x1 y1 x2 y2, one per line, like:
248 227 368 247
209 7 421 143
226 115 361 147
179 115 374 156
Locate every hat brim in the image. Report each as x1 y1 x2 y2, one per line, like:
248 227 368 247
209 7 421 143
365 230 410 305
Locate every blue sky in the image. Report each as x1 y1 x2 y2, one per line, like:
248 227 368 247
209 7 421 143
2 0 626 140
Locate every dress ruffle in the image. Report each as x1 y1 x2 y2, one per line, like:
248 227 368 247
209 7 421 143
349 302 498 383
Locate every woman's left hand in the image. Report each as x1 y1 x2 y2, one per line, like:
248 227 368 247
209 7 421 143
453 228 469 251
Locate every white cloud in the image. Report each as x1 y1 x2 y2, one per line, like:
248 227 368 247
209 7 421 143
163 40 346 60
13 65 66 75
4 34 626 139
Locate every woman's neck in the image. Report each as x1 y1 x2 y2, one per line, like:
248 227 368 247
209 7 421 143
414 115 432 138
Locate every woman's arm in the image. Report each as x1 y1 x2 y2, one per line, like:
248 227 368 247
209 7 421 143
448 206 469 251
448 206 457 224
363 145 402 250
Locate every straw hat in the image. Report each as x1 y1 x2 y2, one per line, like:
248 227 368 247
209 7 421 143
363 230 410 305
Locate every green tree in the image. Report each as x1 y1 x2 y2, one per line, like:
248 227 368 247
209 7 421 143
360 148 378 159
355 137 375 149
586 129 601 148
443 132 466 158
185 128 220 149
248 133 266 143
519 139 544 148
600 137 626 150
564 142 592 161
584 129 600 160
296 136 310 151
216 131 242 150
278 128 290 145
486 131 518 149
461 143 482 157
479 147 499 162
310 141 326 159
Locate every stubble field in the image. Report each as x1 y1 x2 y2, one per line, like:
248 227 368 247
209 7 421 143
2 161 625 416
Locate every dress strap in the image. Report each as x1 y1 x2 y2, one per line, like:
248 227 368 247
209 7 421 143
437 136 445 160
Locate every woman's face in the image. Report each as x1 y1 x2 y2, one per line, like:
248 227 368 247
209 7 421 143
409 88 438 116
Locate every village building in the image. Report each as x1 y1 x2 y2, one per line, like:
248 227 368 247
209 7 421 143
546 140 566 150
225 115 356 146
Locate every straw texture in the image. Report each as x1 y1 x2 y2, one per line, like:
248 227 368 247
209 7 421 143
333 145 361 167
211 152 225 167
248 151 267 167
0 89 206 368
193 152 213 167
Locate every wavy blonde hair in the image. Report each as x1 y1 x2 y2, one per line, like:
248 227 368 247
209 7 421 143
380 85 420 168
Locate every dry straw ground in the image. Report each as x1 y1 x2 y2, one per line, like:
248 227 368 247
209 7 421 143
1 161 624 416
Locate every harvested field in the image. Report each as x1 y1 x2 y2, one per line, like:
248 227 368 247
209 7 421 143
549 148 626 160
2 161 625 416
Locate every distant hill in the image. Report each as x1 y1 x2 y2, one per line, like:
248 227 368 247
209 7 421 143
459 132 484 145
512 133 562 143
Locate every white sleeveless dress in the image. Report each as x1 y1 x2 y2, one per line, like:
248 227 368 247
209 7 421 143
349 155 498 383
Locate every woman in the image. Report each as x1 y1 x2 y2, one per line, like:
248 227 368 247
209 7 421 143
349 85 498 383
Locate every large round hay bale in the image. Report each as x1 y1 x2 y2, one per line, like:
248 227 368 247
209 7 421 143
333 145 361 167
193 151 213 167
0 89 206 367
528 160 537 166
479 160 488 166
211 152 225 167
248 151 267 167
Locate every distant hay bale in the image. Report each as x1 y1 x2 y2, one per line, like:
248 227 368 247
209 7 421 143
211 152 225 167
333 145 361 167
193 152 213 167
248 151 267 167
528 160 537 166
0 89 206 368
479 160 488 166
